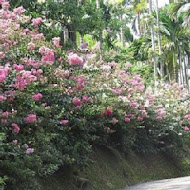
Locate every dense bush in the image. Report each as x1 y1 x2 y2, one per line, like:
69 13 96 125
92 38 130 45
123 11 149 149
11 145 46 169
0 2 190 189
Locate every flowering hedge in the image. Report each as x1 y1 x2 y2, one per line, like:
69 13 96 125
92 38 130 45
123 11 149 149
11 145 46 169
0 1 190 189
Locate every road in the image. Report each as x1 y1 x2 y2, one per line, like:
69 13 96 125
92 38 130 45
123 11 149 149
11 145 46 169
123 176 190 190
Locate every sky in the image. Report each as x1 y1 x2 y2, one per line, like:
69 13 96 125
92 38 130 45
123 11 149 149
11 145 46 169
105 0 170 8
157 0 169 8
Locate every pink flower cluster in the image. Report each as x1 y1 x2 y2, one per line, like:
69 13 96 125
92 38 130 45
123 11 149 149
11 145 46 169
155 105 167 121
32 93 43 101
68 53 83 66
26 148 34 154
185 114 190 121
52 37 61 48
24 114 37 123
39 46 55 65
73 97 82 107
32 18 43 27
0 67 8 83
60 119 69 126
11 123 20 134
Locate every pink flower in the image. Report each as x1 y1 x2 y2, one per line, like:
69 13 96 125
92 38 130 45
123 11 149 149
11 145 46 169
129 102 138 108
82 95 89 102
13 6 25 15
1 111 9 118
0 68 8 83
26 148 34 154
105 107 113 116
32 93 43 101
13 64 24 72
41 51 55 64
111 117 118 125
159 110 167 117
14 76 27 91
76 76 85 84
24 114 37 123
184 126 190 131
156 116 163 121
68 53 83 66
52 37 61 48
72 98 82 107
185 114 190 120
32 18 43 27
0 52 5 59
1 119 7 125
0 95 6 101
124 118 131 123
60 119 69 125
137 116 143 122
11 123 20 134
2 1 10 10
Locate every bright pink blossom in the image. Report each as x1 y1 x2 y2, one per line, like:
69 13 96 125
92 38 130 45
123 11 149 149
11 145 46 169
185 114 190 120
124 118 131 123
11 123 20 134
76 76 85 84
137 116 143 122
82 95 90 102
32 18 43 27
24 114 37 123
32 93 43 101
1 111 8 118
73 98 82 107
41 51 55 64
184 126 190 131
0 95 6 101
60 120 69 126
68 53 83 66
13 64 24 72
105 108 113 116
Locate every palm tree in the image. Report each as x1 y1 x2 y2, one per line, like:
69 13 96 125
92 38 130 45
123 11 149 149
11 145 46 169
170 0 190 27
159 8 190 87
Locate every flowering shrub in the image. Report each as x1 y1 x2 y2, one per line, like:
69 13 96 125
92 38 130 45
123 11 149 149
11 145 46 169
0 1 190 189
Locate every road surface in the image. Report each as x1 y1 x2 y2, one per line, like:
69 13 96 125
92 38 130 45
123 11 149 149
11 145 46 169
123 176 190 190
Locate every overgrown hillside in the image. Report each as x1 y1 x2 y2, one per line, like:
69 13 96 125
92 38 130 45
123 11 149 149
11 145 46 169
39 146 188 190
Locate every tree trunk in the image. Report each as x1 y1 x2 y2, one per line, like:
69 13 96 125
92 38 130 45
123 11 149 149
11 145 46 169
96 0 100 8
155 0 164 79
96 0 103 61
120 14 125 47
149 0 157 84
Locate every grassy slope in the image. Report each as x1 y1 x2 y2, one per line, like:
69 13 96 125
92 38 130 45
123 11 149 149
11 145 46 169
39 147 187 190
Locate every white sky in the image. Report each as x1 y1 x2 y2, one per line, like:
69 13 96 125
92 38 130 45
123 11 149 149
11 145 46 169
105 0 170 8
156 0 169 8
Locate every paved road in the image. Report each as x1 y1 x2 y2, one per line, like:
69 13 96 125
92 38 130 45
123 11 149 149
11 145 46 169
123 176 190 190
